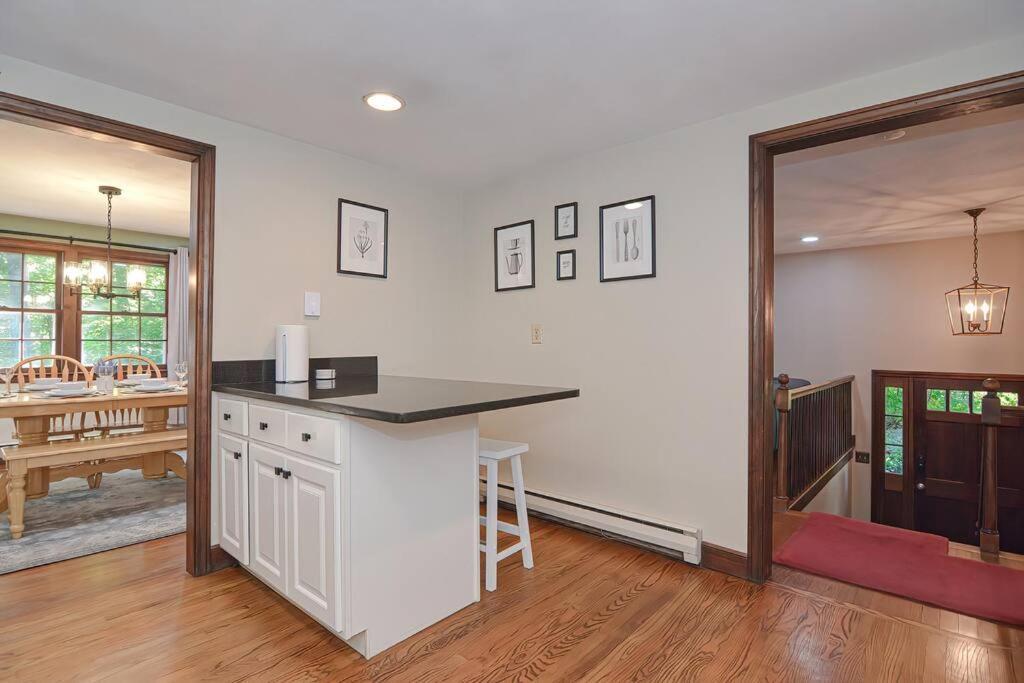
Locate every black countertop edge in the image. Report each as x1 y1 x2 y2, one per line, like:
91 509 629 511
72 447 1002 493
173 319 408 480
211 383 580 424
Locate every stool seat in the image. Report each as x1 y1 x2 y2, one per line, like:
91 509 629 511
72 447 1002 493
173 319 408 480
479 438 533 592
479 438 529 461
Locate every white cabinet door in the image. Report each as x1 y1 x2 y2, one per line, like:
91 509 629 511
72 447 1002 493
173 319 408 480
285 455 341 629
217 433 249 564
248 444 288 593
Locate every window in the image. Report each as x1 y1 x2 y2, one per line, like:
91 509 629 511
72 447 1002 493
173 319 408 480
0 250 59 367
926 388 947 411
80 262 167 365
883 385 905 475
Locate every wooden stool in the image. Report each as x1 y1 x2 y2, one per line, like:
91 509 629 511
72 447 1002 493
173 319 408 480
479 438 534 592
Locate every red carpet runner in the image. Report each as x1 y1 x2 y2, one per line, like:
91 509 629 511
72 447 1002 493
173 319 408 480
774 512 1024 625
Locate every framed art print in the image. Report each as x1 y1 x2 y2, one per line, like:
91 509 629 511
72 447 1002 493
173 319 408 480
554 201 578 240
494 220 535 292
599 195 655 282
338 198 388 278
556 249 576 280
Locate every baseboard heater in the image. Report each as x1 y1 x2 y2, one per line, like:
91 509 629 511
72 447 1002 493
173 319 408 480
485 481 701 565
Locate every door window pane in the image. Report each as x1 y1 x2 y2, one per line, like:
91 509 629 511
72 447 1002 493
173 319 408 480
973 391 984 414
82 341 110 366
926 389 947 411
885 444 903 475
885 386 903 416
140 341 166 364
0 312 20 339
884 415 903 446
998 392 1020 407
0 252 22 280
0 340 19 368
24 254 56 283
23 340 54 357
0 281 21 308
23 282 56 309
23 313 55 339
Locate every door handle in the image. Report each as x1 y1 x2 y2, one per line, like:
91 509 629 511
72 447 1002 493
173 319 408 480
281 470 292 480
274 466 283 476
916 482 925 491
223 413 232 420
301 432 312 442
259 422 269 431
233 451 242 460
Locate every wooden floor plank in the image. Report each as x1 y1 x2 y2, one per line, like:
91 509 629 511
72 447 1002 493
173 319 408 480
1 511 1021 682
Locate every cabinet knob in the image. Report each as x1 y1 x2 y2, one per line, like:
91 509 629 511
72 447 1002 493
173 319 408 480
233 451 242 460
301 432 312 442
259 422 268 431
281 470 292 480
274 466 283 476
223 413 231 420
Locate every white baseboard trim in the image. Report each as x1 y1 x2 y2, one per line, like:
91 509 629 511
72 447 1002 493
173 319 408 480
485 481 701 565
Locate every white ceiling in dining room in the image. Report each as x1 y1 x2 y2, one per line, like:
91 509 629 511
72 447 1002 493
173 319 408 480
0 119 192 236
774 104 1024 254
1 1 1023 189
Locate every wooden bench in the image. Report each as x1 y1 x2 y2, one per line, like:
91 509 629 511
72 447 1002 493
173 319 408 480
2 429 187 540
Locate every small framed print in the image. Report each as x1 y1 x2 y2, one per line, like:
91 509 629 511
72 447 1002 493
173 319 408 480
599 195 655 282
494 220 535 292
556 249 576 280
338 198 388 278
554 202 578 240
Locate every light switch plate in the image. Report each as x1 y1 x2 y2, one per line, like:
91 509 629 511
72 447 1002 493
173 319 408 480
304 291 321 317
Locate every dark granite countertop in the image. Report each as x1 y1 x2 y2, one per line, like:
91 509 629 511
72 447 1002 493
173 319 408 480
212 375 579 423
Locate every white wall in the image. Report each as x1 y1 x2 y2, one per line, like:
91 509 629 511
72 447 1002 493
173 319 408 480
3 33 1022 553
802 461 852 517
0 54 467 378
460 35 1024 552
775 232 1024 520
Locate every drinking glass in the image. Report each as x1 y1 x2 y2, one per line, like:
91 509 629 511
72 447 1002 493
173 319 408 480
0 367 12 397
175 361 188 388
96 363 116 394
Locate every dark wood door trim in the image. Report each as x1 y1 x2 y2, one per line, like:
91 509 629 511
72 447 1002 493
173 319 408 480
748 70 1024 583
0 90 217 577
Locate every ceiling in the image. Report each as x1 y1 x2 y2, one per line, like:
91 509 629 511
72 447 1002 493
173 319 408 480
774 104 1024 254
2 2 1023 189
0 119 191 236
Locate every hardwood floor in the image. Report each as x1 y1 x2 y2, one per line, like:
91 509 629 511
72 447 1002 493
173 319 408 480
1 512 1021 682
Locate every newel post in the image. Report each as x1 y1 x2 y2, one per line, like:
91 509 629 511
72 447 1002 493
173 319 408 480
774 374 792 512
979 378 1001 558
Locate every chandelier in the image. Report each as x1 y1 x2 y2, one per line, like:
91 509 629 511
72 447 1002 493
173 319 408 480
63 186 146 299
944 208 1009 335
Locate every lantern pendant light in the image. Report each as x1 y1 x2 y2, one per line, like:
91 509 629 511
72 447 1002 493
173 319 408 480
63 186 146 299
945 208 1009 335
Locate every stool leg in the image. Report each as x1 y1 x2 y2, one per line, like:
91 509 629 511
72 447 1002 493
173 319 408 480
484 459 499 591
510 454 533 569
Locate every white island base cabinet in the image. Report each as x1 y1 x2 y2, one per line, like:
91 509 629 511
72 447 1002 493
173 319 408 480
214 393 480 659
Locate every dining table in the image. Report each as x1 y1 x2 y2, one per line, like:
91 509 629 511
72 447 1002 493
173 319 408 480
0 385 188 500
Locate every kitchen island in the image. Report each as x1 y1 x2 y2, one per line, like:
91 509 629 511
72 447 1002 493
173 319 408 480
212 373 578 659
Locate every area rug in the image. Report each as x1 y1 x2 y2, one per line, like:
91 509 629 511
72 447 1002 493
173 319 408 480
774 512 1024 625
0 469 185 574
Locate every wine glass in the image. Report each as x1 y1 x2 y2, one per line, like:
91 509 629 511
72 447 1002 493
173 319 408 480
0 366 12 397
174 361 188 388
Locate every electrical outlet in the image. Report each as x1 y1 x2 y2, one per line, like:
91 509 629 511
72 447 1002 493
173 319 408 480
530 323 543 344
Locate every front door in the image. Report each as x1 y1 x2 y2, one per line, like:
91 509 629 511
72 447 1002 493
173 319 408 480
913 376 1024 552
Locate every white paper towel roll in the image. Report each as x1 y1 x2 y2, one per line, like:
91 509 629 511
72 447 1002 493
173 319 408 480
275 324 309 383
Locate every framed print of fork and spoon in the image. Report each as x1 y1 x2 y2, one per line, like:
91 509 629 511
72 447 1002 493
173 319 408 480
599 195 655 282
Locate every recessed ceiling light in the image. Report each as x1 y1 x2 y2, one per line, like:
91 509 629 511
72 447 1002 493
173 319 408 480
801 235 820 243
881 129 906 142
624 202 644 210
363 92 404 112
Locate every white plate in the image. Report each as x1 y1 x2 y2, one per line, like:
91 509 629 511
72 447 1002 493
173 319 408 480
45 388 95 398
133 384 173 393
26 384 59 392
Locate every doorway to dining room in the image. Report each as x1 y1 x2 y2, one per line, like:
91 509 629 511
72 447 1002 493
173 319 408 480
0 91 217 576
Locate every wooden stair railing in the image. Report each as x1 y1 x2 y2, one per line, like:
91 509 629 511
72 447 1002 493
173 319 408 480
979 378 1024 559
775 373 856 511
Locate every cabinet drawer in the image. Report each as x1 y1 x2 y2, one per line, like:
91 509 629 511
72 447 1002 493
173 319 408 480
286 411 343 464
219 397 249 436
250 404 287 447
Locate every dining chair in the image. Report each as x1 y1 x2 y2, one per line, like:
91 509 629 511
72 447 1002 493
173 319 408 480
10 355 95 441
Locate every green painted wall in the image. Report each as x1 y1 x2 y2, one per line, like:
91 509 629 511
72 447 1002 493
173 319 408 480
0 212 189 251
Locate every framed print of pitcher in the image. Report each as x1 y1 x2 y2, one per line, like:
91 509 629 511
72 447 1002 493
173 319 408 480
494 220 535 292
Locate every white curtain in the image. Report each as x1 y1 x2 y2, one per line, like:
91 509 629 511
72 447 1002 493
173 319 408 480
166 247 190 426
